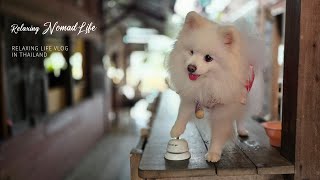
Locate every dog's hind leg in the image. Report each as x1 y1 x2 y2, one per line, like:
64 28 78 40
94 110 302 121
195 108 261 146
236 117 249 137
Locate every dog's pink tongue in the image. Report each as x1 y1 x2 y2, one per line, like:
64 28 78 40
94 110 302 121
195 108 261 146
189 74 200 81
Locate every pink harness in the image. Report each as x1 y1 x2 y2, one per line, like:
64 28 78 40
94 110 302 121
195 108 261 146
245 65 255 92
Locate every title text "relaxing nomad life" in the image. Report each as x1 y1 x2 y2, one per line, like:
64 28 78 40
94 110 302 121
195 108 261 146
10 22 97 35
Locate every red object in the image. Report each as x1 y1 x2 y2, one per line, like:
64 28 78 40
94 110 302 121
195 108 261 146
189 73 200 81
245 65 255 92
262 121 282 147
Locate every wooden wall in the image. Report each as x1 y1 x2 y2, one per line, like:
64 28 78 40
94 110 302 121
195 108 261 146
0 15 9 138
282 0 320 179
0 1 111 179
0 94 105 180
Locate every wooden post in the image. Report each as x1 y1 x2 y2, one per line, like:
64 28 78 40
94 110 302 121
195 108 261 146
281 0 320 179
84 40 92 97
62 35 74 106
271 18 281 121
130 148 143 180
0 15 8 139
130 136 147 180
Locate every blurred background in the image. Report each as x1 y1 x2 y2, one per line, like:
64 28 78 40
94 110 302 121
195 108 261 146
0 0 285 179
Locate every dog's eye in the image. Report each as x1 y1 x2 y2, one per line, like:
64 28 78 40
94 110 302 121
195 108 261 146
204 55 213 62
190 50 194 55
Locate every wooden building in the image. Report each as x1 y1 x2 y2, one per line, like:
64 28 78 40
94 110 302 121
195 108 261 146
0 0 172 179
0 0 111 179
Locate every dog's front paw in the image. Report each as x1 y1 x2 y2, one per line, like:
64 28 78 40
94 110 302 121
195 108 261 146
170 125 185 138
205 152 221 162
237 128 249 137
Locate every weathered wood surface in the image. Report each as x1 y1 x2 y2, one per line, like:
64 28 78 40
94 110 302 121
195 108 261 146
131 135 147 180
281 0 300 166
195 119 293 175
194 120 256 176
148 174 284 180
281 0 320 179
234 120 294 175
271 17 281 121
0 16 8 138
139 91 215 179
130 148 144 180
139 91 294 179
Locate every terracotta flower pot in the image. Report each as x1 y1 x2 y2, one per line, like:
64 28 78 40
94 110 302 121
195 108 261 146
262 121 282 147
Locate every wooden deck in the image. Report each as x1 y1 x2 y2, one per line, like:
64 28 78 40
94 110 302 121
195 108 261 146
138 91 294 179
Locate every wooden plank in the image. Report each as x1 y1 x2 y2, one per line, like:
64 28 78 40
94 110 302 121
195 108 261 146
139 123 215 179
130 148 143 180
271 18 281 121
62 35 74 106
84 40 92 97
194 120 257 176
140 91 294 179
281 0 300 165
131 136 147 180
157 174 284 180
281 1 301 180
0 14 9 139
139 91 215 179
285 0 320 179
234 119 294 175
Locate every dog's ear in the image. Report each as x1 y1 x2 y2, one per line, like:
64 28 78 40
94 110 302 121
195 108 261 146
219 25 241 51
184 11 207 29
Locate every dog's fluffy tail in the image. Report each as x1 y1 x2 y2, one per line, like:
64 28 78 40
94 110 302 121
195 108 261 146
235 18 269 73
236 19 269 116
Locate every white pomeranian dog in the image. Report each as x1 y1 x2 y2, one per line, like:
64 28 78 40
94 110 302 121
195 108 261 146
166 11 266 162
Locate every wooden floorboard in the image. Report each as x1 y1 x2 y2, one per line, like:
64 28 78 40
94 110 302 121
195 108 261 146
233 119 294 175
139 91 294 179
195 119 294 176
194 120 257 176
139 91 216 179
154 174 284 180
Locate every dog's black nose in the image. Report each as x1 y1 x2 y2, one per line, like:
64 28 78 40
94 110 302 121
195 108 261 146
187 64 197 73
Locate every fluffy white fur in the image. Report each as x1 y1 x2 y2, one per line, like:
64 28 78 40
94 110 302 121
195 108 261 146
166 12 266 162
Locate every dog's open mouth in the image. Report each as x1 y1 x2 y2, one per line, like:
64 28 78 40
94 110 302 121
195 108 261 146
188 73 200 81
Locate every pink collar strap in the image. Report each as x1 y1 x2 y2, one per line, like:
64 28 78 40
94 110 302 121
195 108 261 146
245 65 255 92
